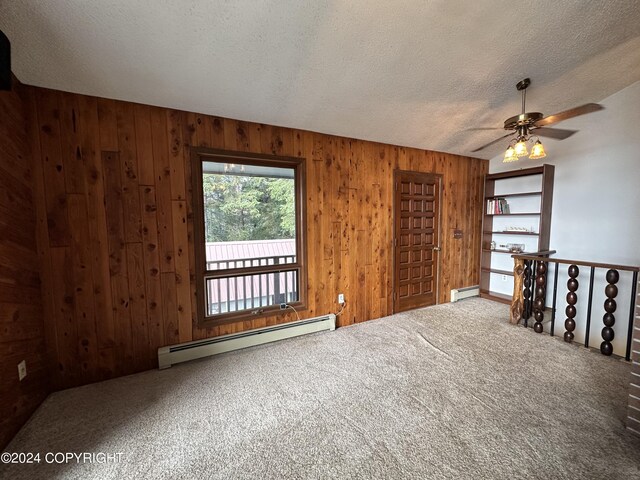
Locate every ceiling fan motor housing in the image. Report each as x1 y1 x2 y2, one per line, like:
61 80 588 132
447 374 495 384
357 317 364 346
503 112 544 130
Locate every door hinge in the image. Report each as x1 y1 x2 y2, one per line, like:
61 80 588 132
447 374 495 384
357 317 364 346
394 238 397 247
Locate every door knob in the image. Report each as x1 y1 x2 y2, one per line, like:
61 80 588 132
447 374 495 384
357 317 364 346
433 246 441 251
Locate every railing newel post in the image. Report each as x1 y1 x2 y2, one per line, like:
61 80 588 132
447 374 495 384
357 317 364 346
510 257 525 324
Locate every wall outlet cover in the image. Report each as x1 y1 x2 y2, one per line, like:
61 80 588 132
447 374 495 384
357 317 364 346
338 294 345 304
18 360 26 381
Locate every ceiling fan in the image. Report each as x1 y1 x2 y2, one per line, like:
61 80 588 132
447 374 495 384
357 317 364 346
469 78 604 162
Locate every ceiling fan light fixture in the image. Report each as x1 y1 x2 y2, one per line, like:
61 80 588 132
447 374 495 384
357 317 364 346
503 145 518 163
529 139 546 160
470 78 602 156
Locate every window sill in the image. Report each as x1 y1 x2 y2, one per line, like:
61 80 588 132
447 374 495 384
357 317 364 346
197 302 308 328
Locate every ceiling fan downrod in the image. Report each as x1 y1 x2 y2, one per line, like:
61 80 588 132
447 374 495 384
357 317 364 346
516 77 530 115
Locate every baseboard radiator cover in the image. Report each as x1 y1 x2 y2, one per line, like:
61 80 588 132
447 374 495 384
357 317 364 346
158 314 336 369
450 286 480 302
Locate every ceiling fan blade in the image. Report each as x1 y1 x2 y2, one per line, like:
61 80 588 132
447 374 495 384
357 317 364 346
534 103 604 127
534 127 577 140
470 132 513 152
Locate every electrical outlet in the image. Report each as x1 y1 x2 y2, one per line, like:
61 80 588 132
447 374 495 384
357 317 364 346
501 275 508 281
338 293 345 305
18 360 26 381
280 303 287 310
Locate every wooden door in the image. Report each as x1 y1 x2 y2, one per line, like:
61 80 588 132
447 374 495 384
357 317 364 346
393 171 441 313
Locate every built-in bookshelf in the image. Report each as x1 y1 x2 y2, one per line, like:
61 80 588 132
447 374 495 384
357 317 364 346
480 165 554 304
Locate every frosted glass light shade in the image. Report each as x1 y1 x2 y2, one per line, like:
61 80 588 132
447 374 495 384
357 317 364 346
529 140 546 160
503 146 518 163
514 140 529 157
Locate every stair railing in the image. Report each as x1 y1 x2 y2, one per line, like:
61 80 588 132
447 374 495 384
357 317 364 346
510 251 639 360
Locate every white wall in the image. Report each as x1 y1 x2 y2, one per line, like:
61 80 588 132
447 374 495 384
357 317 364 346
489 81 640 356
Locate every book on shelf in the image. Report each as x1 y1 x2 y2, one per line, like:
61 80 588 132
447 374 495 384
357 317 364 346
486 198 510 215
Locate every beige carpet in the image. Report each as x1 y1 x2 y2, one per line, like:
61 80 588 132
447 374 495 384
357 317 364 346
2 298 639 479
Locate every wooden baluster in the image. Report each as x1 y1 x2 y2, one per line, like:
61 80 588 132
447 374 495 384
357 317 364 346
550 262 559 336
530 260 537 320
564 264 579 342
625 271 639 361
533 262 547 333
600 269 619 356
510 257 524 324
523 260 532 327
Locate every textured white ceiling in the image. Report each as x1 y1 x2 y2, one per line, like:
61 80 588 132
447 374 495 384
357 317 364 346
2 1 640 159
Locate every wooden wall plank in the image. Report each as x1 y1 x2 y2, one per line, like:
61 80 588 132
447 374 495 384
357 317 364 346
0 337 47 448
67 194 99 383
58 92 85 194
97 98 118 150
172 200 193 343
49 246 80 385
140 186 165 363
101 151 134 376
125 242 151 371
116 102 143 243
161 272 179 345
208 116 225 146
78 94 115 351
181 116 202 341
25 84 59 369
35 89 70 246
0 304 45 343
150 108 175 273
133 104 155 186
194 113 212 147
167 110 186 201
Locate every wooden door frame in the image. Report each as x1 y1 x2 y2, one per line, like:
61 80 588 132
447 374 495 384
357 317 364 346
392 169 443 314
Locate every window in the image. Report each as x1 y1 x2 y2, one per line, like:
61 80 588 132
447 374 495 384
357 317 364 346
192 149 306 326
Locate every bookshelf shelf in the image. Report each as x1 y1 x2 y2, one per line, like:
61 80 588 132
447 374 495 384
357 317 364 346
485 191 542 200
483 230 539 236
482 248 532 254
479 290 512 304
481 267 514 276
485 212 540 216
480 165 554 301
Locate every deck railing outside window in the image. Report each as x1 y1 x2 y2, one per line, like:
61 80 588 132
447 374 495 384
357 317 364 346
205 254 298 315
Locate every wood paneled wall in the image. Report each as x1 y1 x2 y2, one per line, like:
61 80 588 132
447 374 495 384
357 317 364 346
0 81 49 449
27 85 488 390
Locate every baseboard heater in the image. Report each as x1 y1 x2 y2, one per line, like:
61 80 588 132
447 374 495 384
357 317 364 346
450 286 480 302
158 314 336 369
